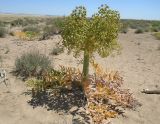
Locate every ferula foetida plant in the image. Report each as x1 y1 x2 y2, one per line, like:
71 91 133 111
62 5 120 80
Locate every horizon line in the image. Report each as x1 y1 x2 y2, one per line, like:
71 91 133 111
0 11 160 21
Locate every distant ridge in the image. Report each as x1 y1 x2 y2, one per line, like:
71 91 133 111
0 12 58 17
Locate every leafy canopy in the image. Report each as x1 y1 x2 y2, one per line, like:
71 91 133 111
62 5 120 57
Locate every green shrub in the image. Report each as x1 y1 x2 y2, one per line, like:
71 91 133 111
23 18 37 25
15 51 51 78
0 21 5 27
0 27 7 38
23 26 40 33
135 28 144 34
151 27 159 32
25 31 39 41
39 25 58 40
153 32 160 40
11 19 26 27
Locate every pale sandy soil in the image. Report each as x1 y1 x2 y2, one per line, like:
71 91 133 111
0 29 160 124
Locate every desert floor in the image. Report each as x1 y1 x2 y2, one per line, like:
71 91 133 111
0 29 160 124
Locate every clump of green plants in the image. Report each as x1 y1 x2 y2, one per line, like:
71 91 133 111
24 31 39 41
19 26 40 40
153 32 160 40
15 51 51 78
0 27 7 38
39 25 59 40
26 62 139 123
151 27 159 32
0 21 6 27
135 28 144 34
11 19 26 27
23 26 40 33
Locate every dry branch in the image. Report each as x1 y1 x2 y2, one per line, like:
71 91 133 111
141 89 160 94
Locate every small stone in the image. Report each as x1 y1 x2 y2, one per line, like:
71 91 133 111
77 107 85 113
69 106 78 113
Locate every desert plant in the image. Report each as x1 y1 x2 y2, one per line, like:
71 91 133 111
15 51 51 78
135 28 144 34
11 19 26 27
53 17 65 32
23 26 40 33
0 21 6 27
26 63 139 124
39 25 59 40
0 27 7 38
15 31 39 41
62 5 120 80
151 27 159 32
24 31 39 41
153 32 160 40
27 66 82 91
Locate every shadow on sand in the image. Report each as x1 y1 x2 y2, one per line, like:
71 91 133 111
26 86 91 123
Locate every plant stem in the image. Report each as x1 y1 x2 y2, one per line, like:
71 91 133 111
82 50 89 80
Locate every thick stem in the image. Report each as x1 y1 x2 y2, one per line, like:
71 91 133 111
82 50 89 80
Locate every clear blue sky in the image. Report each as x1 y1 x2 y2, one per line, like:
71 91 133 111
0 0 159 20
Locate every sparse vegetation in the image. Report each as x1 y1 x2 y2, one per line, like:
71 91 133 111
15 51 51 78
26 61 139 123
23 26 40 33
135 28 144 34
11 18 26 27
0 27 7 38
15 31 39 41
153 32 160 40
39 25 59 40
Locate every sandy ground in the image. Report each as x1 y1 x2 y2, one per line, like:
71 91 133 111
0 29 160 124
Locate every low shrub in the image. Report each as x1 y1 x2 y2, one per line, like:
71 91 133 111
24 31 39 41
23 26 40 34
0 27 7 38
135 28 144 34
39 25 59 40
0 21 6 27
15 31 39 41
15 51 51 78
153 32 160 40
26 61 139 124
11 19 26 27
151 27 159 32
